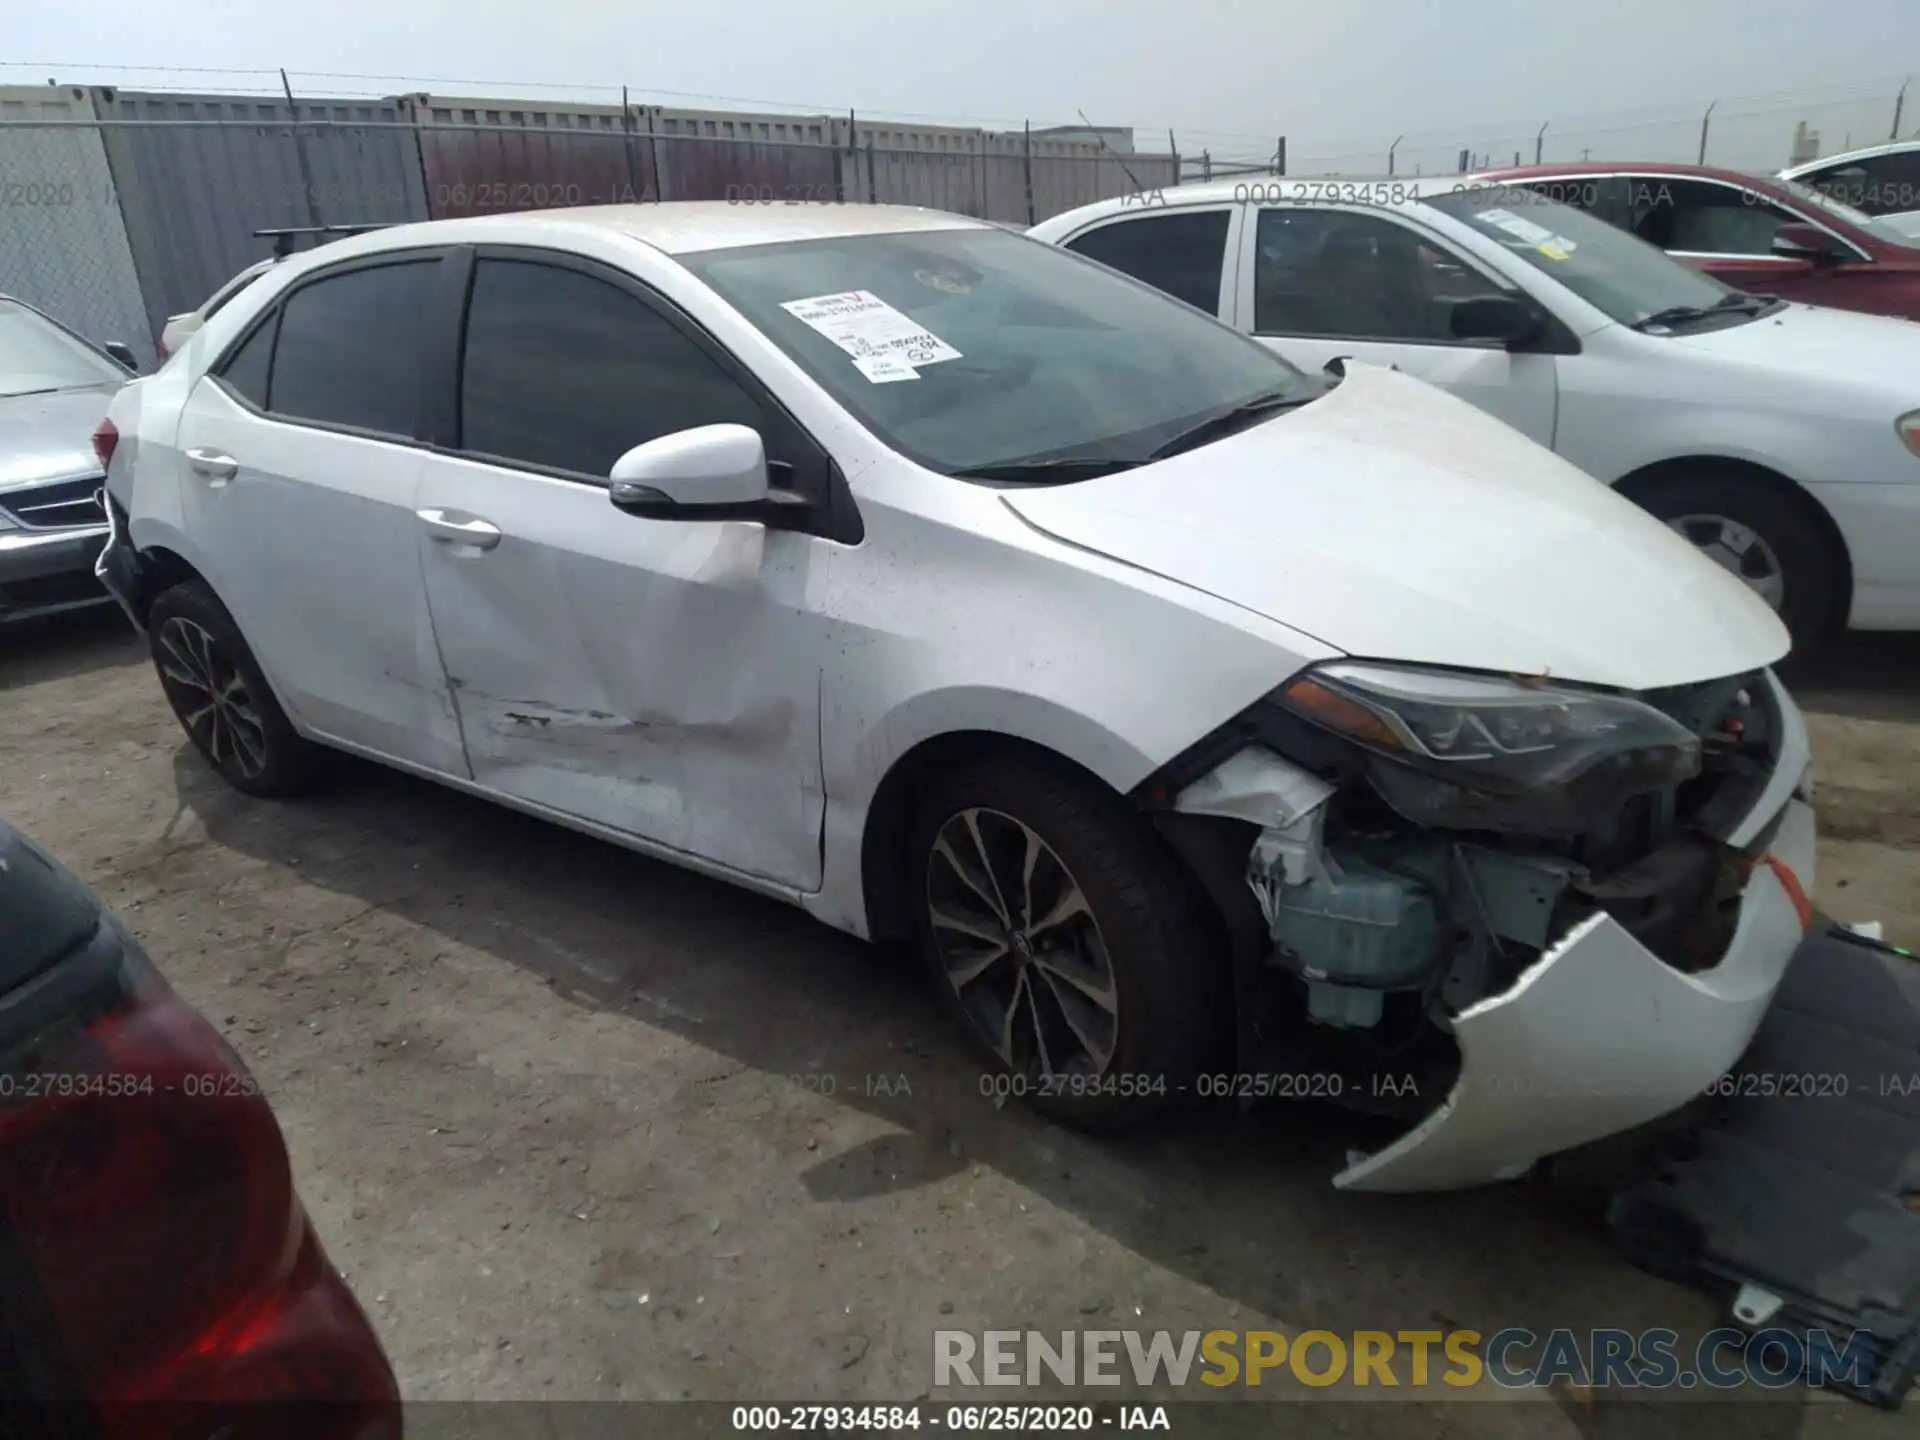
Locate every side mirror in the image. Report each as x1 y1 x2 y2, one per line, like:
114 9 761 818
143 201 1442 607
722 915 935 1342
609 424 800 522
101 341 139 372
1771 222 1840 262
1450 294 1540 348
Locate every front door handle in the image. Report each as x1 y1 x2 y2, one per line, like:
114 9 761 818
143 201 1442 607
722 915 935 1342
185 448 239 486
416 508 502 552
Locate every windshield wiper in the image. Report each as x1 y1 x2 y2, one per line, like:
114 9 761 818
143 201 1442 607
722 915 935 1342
1632 293 1778 331
948 456 1147 484
1145 388 1314 462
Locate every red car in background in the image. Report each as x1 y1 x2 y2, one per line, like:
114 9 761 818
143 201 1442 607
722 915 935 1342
0 816 400 1439
1470 161 1920 322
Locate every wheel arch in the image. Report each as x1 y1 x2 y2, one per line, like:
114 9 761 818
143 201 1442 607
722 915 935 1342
1611 453 1854 628
858 730 1123 946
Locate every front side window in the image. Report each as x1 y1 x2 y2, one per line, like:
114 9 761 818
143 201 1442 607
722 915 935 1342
1421 188 1736 327
678 226 1313 477
1253 208 1499 341
268 260 438 437
1064 210 1231 314
0 299 129 399
1624 178 1795 256
458 259 766 477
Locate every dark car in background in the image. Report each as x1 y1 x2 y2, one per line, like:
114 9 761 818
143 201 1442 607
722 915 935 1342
0 295 140 624
1472 161 1920 322
0 816 401 1437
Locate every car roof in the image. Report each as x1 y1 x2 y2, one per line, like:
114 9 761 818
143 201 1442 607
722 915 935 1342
1781 138 1920 176
1034 175 1464 234
1471 160 1783 187
326 202 992 259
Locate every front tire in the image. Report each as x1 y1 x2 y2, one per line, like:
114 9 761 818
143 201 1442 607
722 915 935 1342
905 756 1227 1131
1626 473 1843 654
149 580 322 798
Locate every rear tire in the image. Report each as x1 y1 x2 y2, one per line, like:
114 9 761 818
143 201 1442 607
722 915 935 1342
149 580 322 798
905 755 1228 1131
1624 473 1843 655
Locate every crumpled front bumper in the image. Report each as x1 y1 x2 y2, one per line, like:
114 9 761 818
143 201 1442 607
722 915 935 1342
1335 772 1817 1192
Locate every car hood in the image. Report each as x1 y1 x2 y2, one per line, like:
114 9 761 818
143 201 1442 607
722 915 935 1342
1001 364 1789 692
0 385 115 492
1667 299 1920 375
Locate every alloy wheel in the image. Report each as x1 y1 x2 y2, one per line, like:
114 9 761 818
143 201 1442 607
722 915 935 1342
1668 513 1786 611
925 807 1119 1077
155 617 269 780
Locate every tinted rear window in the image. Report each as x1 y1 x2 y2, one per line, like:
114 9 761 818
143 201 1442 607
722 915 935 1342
268 260 437 437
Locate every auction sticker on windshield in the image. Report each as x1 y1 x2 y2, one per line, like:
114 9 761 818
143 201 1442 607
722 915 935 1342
780 290 962 377
1476 209 1577 259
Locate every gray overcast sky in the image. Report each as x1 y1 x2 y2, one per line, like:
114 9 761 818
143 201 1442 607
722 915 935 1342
7 0 1918 162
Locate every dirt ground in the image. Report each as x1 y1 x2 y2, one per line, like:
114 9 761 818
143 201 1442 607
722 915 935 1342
5 607 1919 1439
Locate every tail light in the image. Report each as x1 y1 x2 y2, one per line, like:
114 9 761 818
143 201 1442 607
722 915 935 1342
91 417 118 471
0 940 400 1439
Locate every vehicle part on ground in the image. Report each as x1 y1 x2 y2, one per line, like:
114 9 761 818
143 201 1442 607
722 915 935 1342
0 821 400 1436
1611 924 1920 1410
147 579 323 798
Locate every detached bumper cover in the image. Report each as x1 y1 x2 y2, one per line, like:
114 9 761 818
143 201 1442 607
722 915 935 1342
1336 797 1817 1192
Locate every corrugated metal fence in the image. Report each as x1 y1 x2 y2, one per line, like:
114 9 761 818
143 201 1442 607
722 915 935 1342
0 86 1178 358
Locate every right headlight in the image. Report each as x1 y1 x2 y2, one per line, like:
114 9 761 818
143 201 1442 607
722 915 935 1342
1273 661 1702 798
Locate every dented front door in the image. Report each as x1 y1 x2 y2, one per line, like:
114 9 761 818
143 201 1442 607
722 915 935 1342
412 454 826 890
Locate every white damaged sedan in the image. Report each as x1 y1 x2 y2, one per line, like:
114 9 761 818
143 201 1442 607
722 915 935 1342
96 203 1813 1192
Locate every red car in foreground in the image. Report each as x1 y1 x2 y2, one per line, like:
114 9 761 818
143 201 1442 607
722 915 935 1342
1470 161 1920 321
0 817 400 1438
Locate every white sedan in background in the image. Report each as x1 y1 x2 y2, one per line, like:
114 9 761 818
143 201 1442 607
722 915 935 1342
1031 177 1920 651
98 202 1811 1192
1782 140 1920 242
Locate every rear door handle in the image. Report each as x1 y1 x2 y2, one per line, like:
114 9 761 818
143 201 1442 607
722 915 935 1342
185 448 239 485
416 507 502 552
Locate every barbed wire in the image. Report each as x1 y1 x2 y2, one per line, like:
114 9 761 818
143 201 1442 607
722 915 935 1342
1 61 1911 162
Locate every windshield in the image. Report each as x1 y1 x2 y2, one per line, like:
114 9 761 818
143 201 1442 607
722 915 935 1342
0 300 127 399
1421 187 1737 327
678 227 1315 475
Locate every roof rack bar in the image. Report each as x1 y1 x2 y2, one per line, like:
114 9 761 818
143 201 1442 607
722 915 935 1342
251 222 403 258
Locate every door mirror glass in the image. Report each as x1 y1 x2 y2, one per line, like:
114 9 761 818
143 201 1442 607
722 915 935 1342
1449 294 1540 347
609 424 769 511
1771 222 1840 261
101 340 138 372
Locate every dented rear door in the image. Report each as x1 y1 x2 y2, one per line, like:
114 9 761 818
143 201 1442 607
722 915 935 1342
411 251 825 890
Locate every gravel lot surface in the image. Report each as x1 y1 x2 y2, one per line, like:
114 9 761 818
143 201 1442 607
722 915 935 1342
5 608 1917 1438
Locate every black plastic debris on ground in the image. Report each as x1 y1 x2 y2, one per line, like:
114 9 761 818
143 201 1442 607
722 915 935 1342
1610 923 1920 1408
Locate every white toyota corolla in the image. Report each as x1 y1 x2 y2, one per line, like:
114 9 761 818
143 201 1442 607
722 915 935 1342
97 203 1815 1192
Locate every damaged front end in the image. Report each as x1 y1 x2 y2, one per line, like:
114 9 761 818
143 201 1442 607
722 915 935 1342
1147 661 1815 1193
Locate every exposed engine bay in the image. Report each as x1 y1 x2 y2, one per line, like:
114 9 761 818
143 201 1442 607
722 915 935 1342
1148 660 1814 1191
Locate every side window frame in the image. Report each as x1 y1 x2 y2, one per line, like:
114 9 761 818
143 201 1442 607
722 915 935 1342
206 246 456 447
1235 203 1557 349
1624 175 1869 263
430 243 862 545
1060 205 1244 320
210 306 280 410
